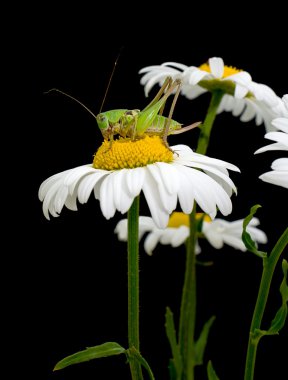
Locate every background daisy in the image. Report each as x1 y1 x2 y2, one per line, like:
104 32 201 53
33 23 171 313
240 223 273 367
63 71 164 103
139 57 281 131
115 213 267 255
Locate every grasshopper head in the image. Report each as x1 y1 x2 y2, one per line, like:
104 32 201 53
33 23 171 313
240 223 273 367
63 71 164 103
96 113 110 138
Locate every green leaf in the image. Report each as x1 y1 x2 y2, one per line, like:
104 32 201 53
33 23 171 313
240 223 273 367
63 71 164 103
54 342 126 371
207 360 220 380
165 307 182 379
269 259 288 332
255 259 288 340
195 316 216 366
242 205 267 258
253 259 288 341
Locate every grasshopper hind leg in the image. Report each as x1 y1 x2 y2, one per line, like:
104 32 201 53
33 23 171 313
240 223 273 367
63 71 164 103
162 79 182 149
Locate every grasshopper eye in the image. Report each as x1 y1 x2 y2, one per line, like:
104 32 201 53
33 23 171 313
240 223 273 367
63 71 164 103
96 113 106 122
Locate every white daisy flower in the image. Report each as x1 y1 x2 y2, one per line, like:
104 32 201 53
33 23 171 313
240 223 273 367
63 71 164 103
255 95 288 189
39 136 239 228
139 57 280 131
115 212 267 255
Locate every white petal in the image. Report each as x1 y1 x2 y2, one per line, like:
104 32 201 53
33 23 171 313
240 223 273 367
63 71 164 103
222 234 246 251
144 231 162 255
181 84 207 99
232 99 246 117
112 170 135 214
42 180 64 220
272 158 288 170
155 162 180 194
175 166 195 214
65 192 78 211
259 170 288 189
144 72 173 96
182 161 237 194
264 131 288 147
255 142 288 154
248 227 268 244
171 226 190 247
114 219 128 241
139 65 166 74
226 71 252 84
54 186 69 214
211 183 233 216
240 103 257 122
64 165 96 195
146 164 177 214
182 168 218 217
99 174 117 219
204 229 224 249
159 229 176 245
234 83 249 99
142 171 169 228
187 69 209 85
209 57 224 78
271 118 288 133
162 62 188 71
78 171 109 204
125 167 146 197
39 169 70 200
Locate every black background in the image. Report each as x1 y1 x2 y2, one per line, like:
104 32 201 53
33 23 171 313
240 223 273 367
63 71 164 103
12 3 287 380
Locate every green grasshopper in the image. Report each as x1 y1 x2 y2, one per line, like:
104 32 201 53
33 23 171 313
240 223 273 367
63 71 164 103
45 76 200 146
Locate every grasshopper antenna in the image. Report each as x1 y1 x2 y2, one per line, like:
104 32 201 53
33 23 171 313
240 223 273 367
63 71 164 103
99 46 124 113
44 88 97 119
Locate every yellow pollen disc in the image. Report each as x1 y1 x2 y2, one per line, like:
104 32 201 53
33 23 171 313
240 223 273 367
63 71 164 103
93 135 173 170
199 63 242 78
167 212 211 228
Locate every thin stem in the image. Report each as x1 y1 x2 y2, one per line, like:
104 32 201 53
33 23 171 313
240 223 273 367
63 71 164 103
196 90 224 155
177 91 223 380
244 227 288 380
179 203 197 380
127 196 143 380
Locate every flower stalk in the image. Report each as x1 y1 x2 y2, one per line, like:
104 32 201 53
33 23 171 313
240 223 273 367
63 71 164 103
196 90 224 155
179 203 197 380
127 196 143 380
178 90 224 380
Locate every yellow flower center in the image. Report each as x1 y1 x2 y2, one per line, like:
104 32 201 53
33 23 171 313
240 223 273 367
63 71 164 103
199 63 241 78
93 135 173 170
167 212 211 228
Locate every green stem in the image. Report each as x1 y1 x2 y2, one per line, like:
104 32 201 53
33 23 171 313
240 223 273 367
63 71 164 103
244 227 288 380
127 196 143 380
179 203 197 380
196 90 224 155
177 91 223 380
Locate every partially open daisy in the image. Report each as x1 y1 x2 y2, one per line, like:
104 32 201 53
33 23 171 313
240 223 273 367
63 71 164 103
255 95 288 188
39 136 239 228
115 212 267 255
139 57 280 131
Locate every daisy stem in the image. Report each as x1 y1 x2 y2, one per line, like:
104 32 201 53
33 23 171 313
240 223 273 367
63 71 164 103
179 203 197 380
244 226 288 380
127 196 143 380
196 90 224 155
